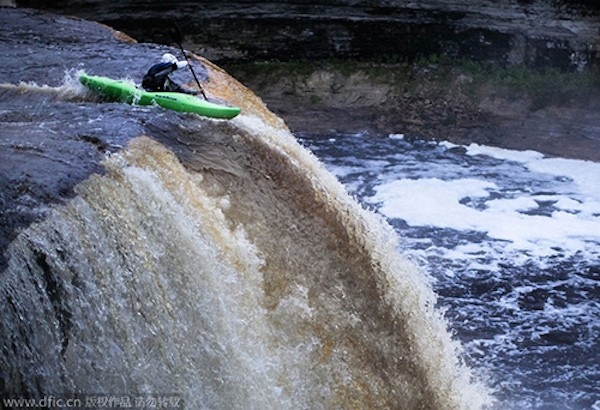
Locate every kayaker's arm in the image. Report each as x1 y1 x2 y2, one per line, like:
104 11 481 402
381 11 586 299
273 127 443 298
150 62 179 79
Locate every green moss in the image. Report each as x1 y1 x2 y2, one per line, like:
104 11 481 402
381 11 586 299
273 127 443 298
492 66 599 109
309 94 322 104
225 57 600 110
411 55 600 109
438 57 599 109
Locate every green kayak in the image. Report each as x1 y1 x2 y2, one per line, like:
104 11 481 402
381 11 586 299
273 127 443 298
79 73 240 119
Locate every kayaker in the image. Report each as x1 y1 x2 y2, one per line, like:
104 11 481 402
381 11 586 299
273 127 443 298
142 53 198 95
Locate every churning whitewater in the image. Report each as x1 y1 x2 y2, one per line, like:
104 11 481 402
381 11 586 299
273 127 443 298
300 132 600 409
1 9 491 408
1 83 490 409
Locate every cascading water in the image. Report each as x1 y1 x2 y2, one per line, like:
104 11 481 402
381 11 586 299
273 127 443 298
0 103 491 409
1 8 491 409
299 132 600 409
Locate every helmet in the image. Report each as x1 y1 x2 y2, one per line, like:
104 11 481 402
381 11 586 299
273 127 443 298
161 53 178 64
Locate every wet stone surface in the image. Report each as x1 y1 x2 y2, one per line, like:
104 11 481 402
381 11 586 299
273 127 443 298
0 8 208 269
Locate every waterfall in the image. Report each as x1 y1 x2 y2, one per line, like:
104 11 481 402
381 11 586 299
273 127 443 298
1 111 491 408
0 7 492 406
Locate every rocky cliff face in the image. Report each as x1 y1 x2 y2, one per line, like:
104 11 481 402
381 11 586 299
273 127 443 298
16 0 600 70
225 60 600 161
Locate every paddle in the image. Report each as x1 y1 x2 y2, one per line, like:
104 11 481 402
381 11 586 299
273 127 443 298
171 21 208 100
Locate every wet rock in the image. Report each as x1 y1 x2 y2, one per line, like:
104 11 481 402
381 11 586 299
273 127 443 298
16 0 600 70
0 8 266 270
224 60 600 162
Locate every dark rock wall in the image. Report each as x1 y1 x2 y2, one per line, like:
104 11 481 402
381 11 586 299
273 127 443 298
16 0 600 70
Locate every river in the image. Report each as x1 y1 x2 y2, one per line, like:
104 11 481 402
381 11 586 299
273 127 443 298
3 6 598 409
299 132 600 409
2 8 492 409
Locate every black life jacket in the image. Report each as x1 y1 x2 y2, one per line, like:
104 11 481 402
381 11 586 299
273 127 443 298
142 62 176 91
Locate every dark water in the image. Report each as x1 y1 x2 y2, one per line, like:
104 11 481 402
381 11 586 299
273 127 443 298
2 8 495 409
5 6 597 408
299 132 600 410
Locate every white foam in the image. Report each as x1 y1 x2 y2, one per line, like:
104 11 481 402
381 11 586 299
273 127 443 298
373 178 496 231
389 133 405 140
369 144 600 261
465 143 544 162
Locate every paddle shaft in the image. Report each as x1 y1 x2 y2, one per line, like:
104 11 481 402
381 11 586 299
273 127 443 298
171 20 208 100
172 38 207 100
